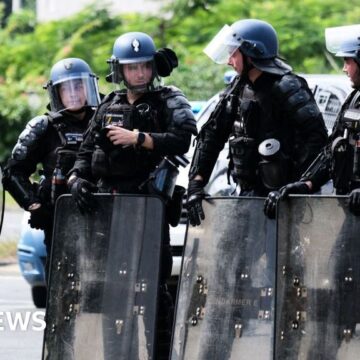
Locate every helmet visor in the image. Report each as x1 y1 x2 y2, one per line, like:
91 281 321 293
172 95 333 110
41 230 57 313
203 25 240 64
48 74 100 112
325 24 360 56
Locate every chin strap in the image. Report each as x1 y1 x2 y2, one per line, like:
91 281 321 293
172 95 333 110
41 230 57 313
241 55 255 80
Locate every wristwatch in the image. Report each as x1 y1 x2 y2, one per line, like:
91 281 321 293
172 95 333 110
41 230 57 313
136 132 146 147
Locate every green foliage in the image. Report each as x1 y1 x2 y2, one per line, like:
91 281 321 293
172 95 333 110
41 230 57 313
1 0 360 161
0 79 40 163
4 9 36 35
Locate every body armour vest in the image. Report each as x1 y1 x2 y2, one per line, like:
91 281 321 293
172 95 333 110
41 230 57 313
229 83 261 189
91 92 163 180
331 90 360 194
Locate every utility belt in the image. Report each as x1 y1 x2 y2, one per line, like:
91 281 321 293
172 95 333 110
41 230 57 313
229 136 290 191
91 146 147 179
96 154 188 227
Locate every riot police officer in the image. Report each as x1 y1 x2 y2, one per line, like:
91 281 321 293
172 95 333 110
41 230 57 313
68 32 197 359
187 18 328 226
2 58 100 272
262 25 360 358
264 24 360 217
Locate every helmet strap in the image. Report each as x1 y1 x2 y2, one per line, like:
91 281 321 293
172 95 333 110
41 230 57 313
241 55 255 80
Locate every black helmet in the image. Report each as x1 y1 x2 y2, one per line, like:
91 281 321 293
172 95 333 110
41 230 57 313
204 19 291 75
325 24 360 66
112 32 156 64
230 19 278 60
107 32 159 92
44 58 100 112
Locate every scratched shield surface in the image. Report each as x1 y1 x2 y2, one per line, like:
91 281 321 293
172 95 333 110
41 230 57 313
171 197 276 360
43 194 164 360
275 196 360 360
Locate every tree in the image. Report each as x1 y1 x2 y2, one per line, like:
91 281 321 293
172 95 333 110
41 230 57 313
0 0 360 161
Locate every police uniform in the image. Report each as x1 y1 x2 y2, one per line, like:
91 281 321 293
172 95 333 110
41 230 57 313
3 108 95 254
73 86 194 194
190 72 328 196
3 56 100 261
301 89 360 194
70 85 196 359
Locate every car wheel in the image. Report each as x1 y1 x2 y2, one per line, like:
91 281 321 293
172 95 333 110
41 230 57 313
31 286 47 308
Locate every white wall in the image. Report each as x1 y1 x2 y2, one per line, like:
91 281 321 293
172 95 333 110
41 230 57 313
36 0 164 22
12 0 23 12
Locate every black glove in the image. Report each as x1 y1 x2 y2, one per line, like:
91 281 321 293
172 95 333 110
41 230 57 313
70 178 98 214
187 180 207 226
263 191 281 219
264 181 310 219
349 188 360 216
279 181 310 197
28 205 53 230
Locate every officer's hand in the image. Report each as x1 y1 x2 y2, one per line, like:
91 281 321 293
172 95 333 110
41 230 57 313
279 181 311 197
264 181 310 219
70 178 98 214
28 204 53 230
263 191 281 219
349 189 360 216
186 180 207 226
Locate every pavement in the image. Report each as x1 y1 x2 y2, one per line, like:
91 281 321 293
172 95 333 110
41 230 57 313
0 261 20 276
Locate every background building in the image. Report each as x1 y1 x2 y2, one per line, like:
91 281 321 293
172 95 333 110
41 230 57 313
11 0 164 22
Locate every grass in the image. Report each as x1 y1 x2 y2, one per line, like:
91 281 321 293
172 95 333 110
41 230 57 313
1 192 21 261
0 241 17 261
4 192 20 210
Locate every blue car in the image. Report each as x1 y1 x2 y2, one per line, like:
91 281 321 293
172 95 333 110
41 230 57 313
17 212 47 308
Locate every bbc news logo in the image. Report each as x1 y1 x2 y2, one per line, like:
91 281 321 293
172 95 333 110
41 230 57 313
0 311 46 331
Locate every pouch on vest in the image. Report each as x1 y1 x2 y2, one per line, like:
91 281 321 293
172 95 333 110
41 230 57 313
258 138 291 190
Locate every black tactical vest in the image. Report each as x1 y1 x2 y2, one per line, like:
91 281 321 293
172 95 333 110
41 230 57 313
91 92 162 180
332 91 360 193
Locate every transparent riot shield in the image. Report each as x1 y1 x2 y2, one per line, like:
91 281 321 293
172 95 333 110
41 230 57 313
43 194 164 360
275 196 360 360
0 166 4 236
171 197 276 360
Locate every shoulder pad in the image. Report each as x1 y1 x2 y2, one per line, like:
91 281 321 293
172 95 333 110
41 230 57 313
160 86 185 100
11 115 49 160
272 74 303 97
27 115 49 134
166 93 192 110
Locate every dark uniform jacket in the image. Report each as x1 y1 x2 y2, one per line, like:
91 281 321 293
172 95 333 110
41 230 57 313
189 72 328 196
3 108 94 210
71 86 197 194
302 89 360 194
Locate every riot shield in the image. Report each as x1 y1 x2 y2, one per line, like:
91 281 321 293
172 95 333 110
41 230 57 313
0 166 4 236
43 194 164 360
171 197 276 360
275 196 360 360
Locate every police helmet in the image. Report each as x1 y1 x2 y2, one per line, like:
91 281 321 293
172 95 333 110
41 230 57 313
325 24 360 66
45 58 100 112
204 19 291 75
107 32 160 92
